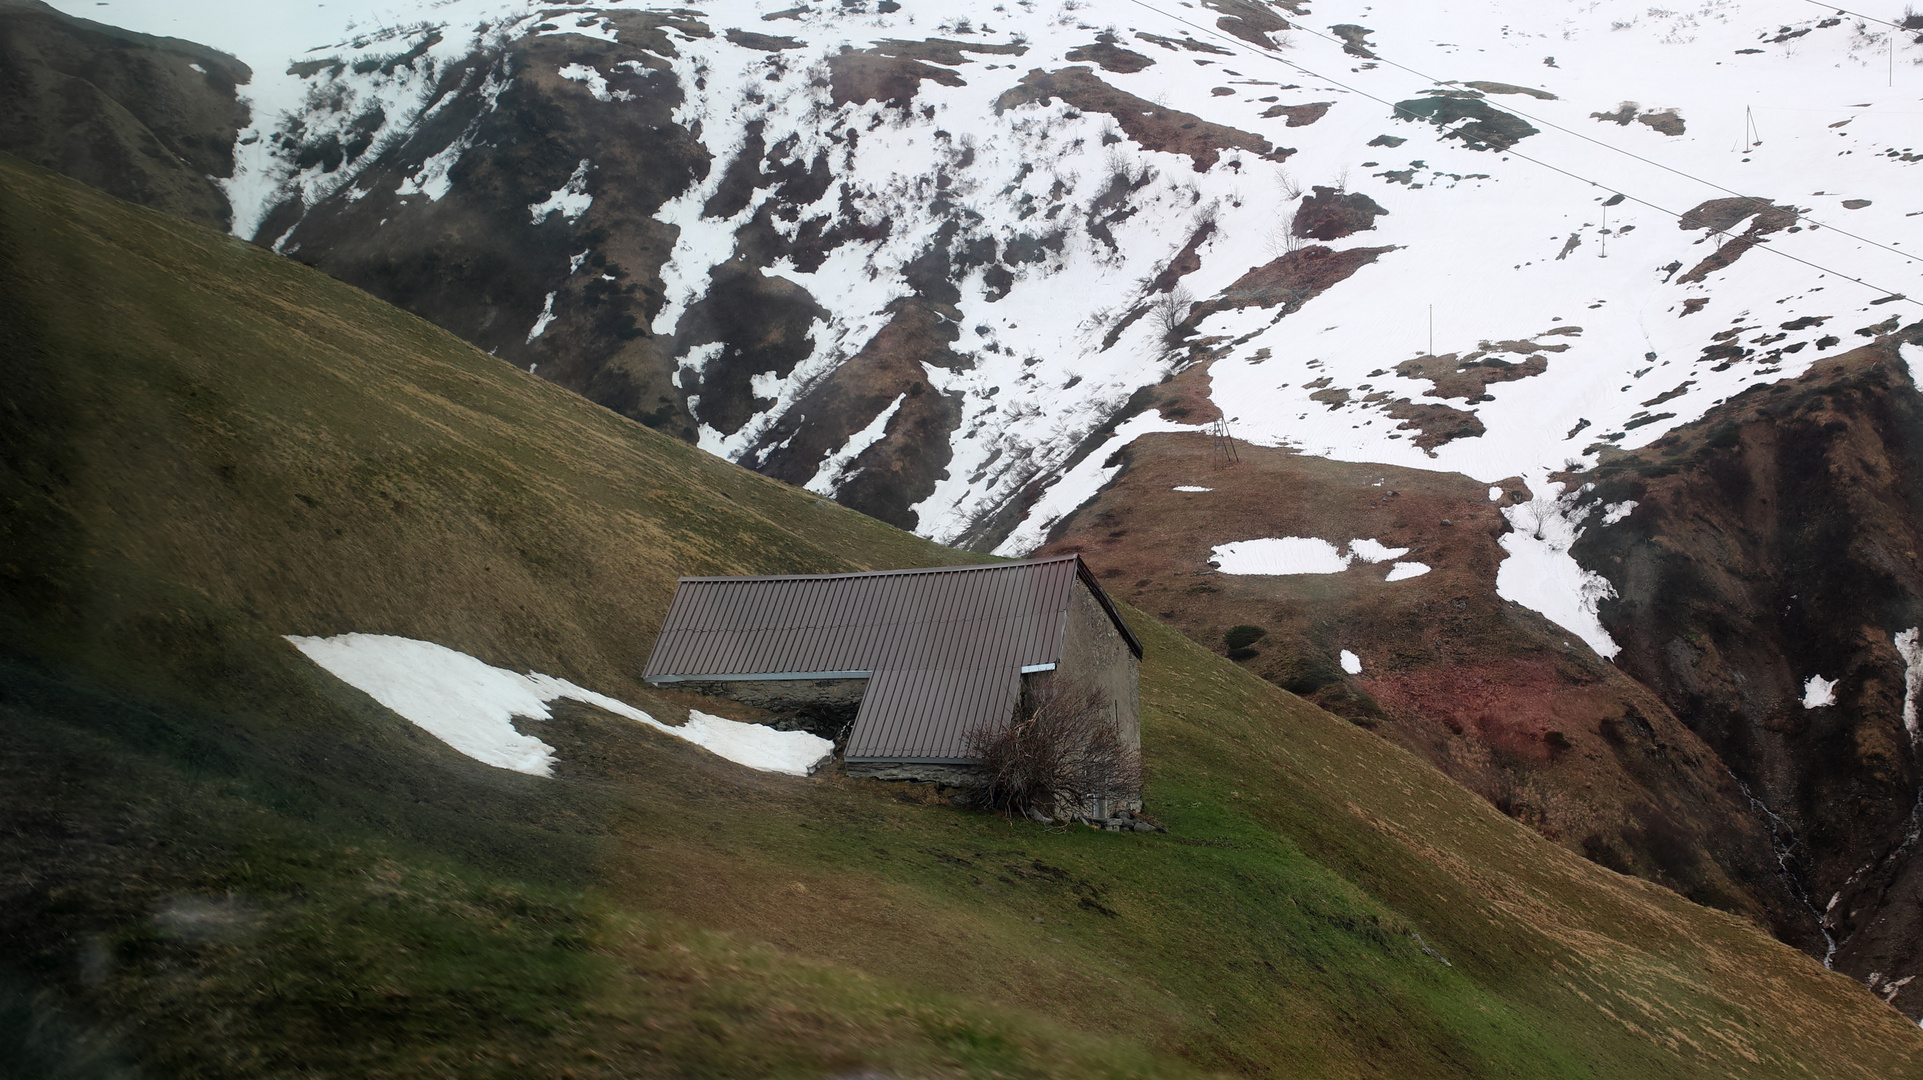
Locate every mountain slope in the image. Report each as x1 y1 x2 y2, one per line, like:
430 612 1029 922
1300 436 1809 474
22 0 1923 1022
0 0 250 230
151 0 1922 550
5 154 1922 1076
1573 337 1923 1005
1037 434 1819 950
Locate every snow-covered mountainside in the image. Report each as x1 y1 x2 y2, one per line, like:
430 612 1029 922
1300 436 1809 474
59 0 1921 565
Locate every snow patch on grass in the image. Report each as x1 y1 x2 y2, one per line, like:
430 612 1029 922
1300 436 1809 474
557 62 631 102
1340 649 1363 675
1211 536 1412 575
1349 538 1411 564
528 158 593 223
1173 485 1212 492
1386 561 1431 581
1212 537 1350 575
286 634 832 777
1601 501 1638 526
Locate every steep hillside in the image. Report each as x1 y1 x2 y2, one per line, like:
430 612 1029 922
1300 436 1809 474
0 0 250 230
7 155 1923 1077
1571 336 1923 1012
1037 434 1821 952
21 0 1923 1030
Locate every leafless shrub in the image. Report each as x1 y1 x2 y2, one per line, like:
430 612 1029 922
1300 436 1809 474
964 680 1142 820
1276 168 1303 200
1265 212 1304 258
1151 283 1195 341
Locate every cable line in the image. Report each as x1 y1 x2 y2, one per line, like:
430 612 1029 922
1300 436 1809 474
1242 5 1923 269
1113 0 1920 308
1799 0 1912 31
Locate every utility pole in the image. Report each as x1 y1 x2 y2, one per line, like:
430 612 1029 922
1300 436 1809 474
1211 417 1240 466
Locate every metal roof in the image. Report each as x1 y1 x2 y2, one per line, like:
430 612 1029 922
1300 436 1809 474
643 555 1140 762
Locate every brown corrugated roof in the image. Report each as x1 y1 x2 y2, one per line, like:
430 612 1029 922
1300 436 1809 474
643 555 1139 762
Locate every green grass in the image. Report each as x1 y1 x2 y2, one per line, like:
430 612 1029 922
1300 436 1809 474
2 151 1921 1078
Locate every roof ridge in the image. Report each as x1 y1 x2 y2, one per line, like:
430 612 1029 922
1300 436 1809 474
671 553 1078 585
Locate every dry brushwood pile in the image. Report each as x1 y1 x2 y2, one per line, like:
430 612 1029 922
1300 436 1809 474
965 682 1144 822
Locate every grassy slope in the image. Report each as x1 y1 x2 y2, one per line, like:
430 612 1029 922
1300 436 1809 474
1 152 1919 1078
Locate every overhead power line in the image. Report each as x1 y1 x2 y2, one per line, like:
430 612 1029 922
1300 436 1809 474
1113 0 1920 309
1250 5 1923 270
1800 0 1913 31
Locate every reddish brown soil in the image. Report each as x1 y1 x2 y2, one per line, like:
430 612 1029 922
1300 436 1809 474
1291 185 1387 240
1147 221 1216 293
1150 360 1225 424
1202 0 1293 48
995 67 1288 171
723 29 803 50
1260 102 1331 126
1196 244 1392 315
1063 39 1154 73
1038 432 1814 946
1395 349 1555 401
829 50 965 107
1379 399 1486 452
1131 32 1232 55
1675 196 1797 283
871 37 1028 64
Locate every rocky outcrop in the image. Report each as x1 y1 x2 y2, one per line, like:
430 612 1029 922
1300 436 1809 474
1572 329 1923 1014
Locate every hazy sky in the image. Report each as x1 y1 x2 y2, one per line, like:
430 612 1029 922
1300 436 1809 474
43 0 417 63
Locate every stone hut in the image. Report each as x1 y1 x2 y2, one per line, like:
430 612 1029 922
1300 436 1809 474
642 555 1142 787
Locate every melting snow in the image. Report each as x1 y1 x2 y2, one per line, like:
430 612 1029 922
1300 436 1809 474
1385 562 1432 581
1897 628 1922 744
556 62 631 102
1801 675 1838 709
1173 485 1212 492
1496 479 1620 658
1212 536 1418 576
285 634 832 777
1349 538 1411 564
1488 487 1503 502
526 290 557 343
1340 649 1363 675
1902 343 1923 387
1213 537 1351 576
528 158 593 223
806 394 904 496
1601 501 1639 526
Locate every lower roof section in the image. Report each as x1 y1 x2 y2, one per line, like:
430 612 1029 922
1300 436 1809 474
844 666 1020 762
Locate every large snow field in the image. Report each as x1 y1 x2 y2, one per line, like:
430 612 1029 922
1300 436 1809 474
286 633 833 777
